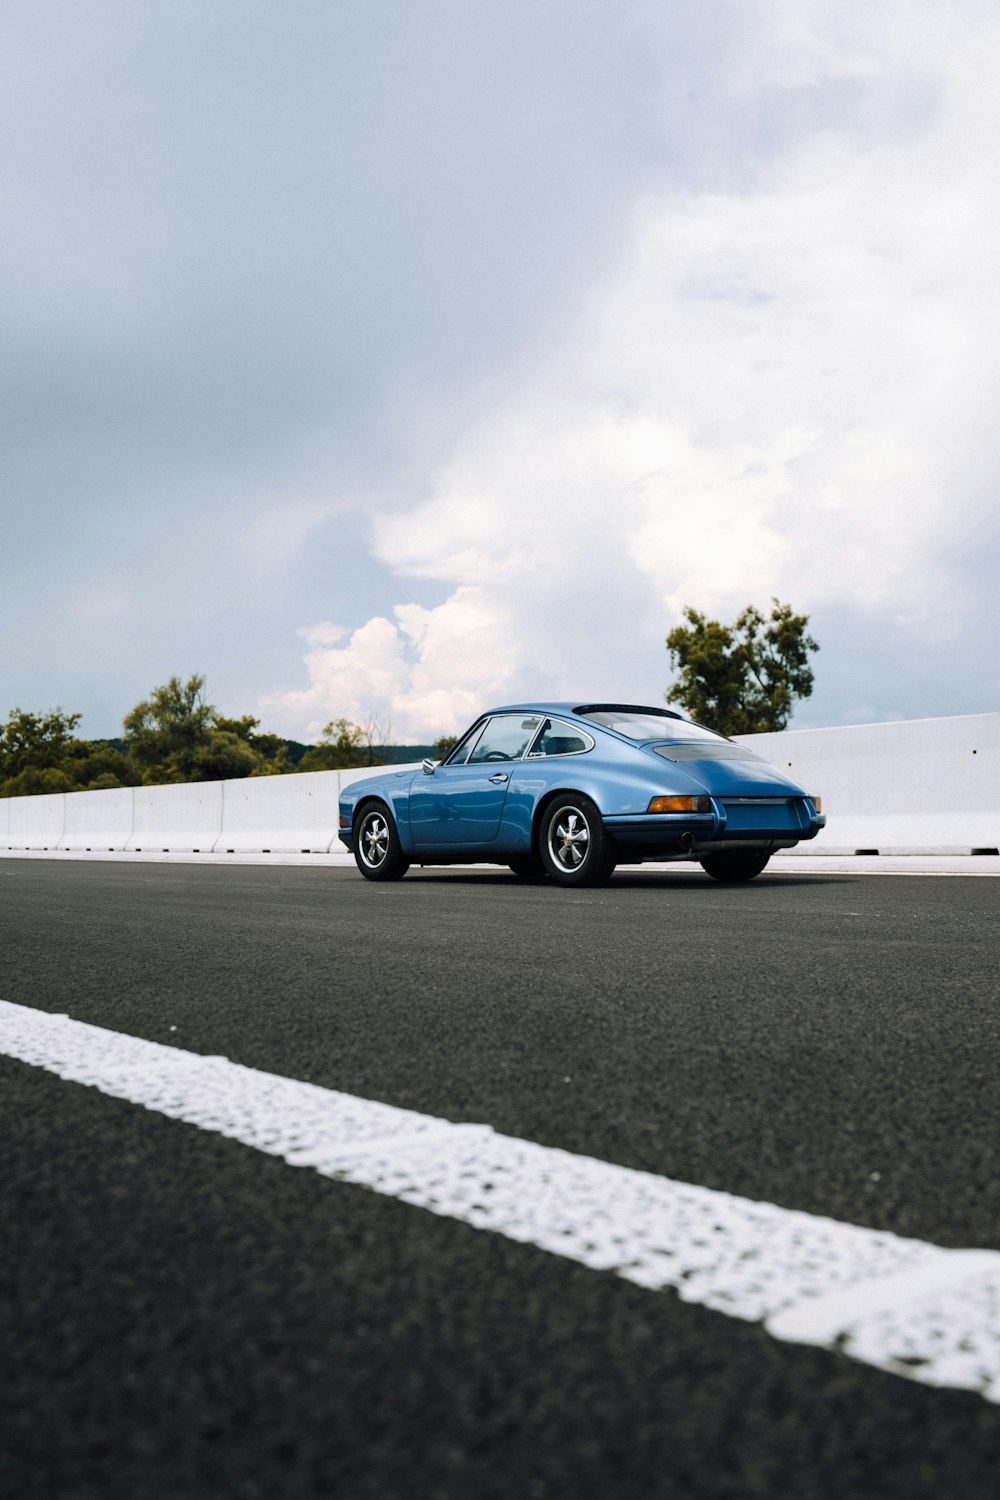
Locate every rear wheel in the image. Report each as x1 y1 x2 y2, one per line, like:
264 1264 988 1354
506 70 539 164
699 850 771 882
539 795 616 887
354 802 410 881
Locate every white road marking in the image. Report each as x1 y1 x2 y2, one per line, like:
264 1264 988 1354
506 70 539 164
3 997 1000 1402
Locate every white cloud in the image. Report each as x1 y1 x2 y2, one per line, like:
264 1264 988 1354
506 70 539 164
260 589 515 740
264 1 1000 739
296 622 346 650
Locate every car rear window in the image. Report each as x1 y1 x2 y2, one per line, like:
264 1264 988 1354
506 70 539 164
578 707 726 745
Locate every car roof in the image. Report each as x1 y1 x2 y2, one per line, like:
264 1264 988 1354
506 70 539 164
483 702 684 721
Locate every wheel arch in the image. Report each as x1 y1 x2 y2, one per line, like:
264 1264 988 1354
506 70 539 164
530 785 606 853
351 791 388 831
351 786 415 854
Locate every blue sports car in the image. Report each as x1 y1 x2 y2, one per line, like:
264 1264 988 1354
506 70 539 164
338 702 825 886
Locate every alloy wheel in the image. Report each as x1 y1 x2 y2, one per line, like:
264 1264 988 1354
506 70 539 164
359 809 390 869
549 807 591 872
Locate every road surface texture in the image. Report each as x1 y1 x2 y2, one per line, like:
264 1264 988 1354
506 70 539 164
1 858 998 1499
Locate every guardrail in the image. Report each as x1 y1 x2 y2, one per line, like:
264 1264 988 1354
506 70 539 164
1 712 997 855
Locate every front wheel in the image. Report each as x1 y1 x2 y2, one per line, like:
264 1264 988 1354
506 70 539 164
354 802 410 881
699 851 771 882
539 795 616 887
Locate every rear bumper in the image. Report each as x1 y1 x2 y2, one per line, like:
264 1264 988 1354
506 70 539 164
603 813 716 851
604 805 826 858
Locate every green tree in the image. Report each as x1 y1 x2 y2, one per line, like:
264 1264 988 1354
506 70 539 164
0 707 139 797
0 681 296 795
211 715 294 776
432 733 458 756
122 675 293 784
0 765 77 797
0 708 82 779
665 598 818 736
123 674 215 780
62 739 136 790
298 716 386 772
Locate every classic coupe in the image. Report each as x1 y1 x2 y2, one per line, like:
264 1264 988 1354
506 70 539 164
338 702 825 885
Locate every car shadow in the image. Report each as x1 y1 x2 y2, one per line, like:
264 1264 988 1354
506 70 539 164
404 868 845 890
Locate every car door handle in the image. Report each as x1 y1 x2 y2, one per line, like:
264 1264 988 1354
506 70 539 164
488 772 509 784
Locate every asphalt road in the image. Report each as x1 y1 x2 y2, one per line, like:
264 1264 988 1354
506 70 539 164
2 858 999 1499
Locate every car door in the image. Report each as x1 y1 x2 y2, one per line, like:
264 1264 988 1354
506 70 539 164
409 714 542 846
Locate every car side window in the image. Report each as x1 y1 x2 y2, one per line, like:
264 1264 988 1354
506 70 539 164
444 721 487 766
528 718 593 757
467 715 542 764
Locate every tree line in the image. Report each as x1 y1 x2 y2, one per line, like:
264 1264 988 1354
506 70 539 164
0 676 406 799
1 600 817 797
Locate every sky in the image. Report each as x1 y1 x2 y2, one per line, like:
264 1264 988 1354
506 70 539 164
3 0 999 743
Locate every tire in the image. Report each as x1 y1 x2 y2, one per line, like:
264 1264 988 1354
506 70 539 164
699 850 771 882
539 794 616 887
507 854 546 879
354 802 410 881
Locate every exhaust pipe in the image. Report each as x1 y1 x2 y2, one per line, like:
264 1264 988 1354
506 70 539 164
680 832 696 853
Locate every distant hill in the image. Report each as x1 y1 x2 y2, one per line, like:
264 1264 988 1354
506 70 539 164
283 743 438 767
379 744 438 765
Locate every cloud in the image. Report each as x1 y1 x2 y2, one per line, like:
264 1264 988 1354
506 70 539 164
261 2 1000 741
261 589 516 740
10 2 993 739
296 623 346 650
3 1 673 731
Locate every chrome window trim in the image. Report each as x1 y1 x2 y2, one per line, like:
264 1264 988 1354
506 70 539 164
447 712 596 766
443 719 488 766
466 713 544 766
525 716 596 759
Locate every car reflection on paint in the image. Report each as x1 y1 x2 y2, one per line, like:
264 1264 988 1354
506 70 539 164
338 702 825 887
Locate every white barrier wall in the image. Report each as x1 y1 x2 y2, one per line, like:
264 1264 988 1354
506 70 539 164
0 763 424 854
0 722 995 855
7 791 65 849
736 712 999 854
60 785 136 851
127 781 225 853
216 770 341 853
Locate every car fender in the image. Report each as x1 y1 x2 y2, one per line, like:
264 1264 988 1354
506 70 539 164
342 771 419 854
502 764 699 852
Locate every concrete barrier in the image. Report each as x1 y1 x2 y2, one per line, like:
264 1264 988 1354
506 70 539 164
738 712 1000 855
127 781 224 853
0 723 995 857
60 785 135 851
6 792 66 850
214 771 341 853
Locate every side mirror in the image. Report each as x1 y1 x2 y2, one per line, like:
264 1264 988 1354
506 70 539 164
422 759 436 775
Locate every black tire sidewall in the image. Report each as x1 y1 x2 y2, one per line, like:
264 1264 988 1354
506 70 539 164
540 796 614 886
354 801 409 881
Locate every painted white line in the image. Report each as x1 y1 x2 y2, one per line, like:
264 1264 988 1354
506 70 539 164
3 997 999 1402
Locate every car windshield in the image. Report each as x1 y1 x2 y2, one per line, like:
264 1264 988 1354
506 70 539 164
578 708 726 744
